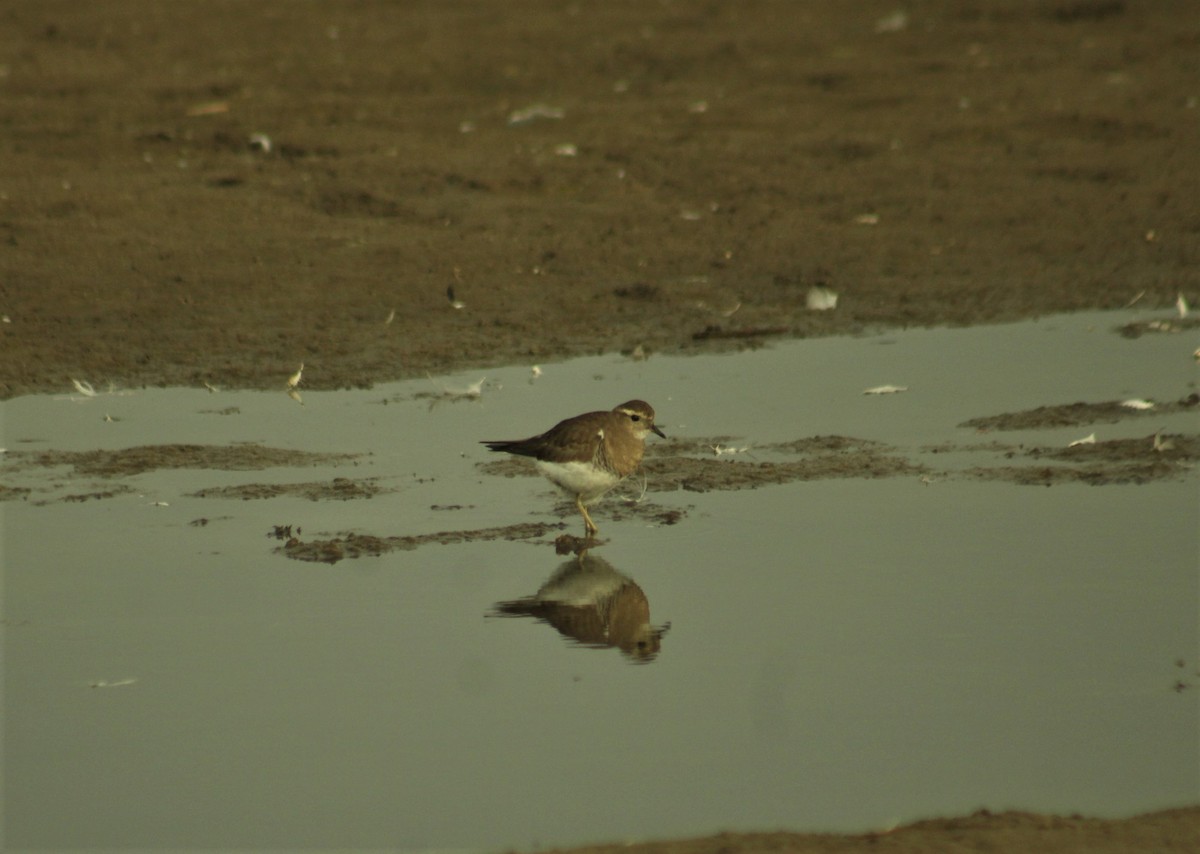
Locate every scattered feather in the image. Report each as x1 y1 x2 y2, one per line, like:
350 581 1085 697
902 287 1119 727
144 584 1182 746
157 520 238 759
185 100 229 117
90 678 137 689
1068 433 1096 447
619 471 649 505
875 10 909 32
507 103 565 125
428 374 485 400
711 444 749 456
863 384 908 395
1124 290 1146 308
1176 292 1189 318
806 286 838 311
286 363 304 389
1120 398 1155 410
71 379 97 397
1152 430 1175 453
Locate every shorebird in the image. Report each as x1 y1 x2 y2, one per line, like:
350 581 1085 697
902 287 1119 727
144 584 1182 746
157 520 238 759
482 400 665 536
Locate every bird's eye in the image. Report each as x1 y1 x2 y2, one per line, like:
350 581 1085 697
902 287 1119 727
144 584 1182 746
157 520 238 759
630 414 641 422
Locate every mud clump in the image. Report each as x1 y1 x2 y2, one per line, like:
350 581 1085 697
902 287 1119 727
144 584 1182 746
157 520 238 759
960 395 1199 431
961 434 1198 486
190 477 386 501
279 522 564 563
643 435 927 492
28 444 357 477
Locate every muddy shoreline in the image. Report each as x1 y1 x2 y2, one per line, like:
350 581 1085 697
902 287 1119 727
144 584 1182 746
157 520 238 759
1 1 1197 402
1 1 1197 850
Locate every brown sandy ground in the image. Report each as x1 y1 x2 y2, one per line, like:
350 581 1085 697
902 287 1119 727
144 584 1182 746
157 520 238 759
0 0 1197 400
1 1 1197 849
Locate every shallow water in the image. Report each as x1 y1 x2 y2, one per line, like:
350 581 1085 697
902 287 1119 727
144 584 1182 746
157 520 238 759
2 311 1197 851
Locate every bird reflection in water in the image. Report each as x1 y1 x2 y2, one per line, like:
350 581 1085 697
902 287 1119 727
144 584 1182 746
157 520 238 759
491 553 670 662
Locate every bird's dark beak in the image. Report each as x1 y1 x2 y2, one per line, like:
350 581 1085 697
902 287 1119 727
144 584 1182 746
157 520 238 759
652 424 666 439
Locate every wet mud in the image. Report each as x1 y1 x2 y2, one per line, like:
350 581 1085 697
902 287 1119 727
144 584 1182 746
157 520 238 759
13 443 356 478
3 0 1198 849
259 425 1195 563
277 521 565 564
482 434 927 491
539 806 1200 854
959 393 1200 431
646 436 930 490
189 476 386 502
958 433 1199 486
0 442 363 505
5 424 1196 545
39 485 137 505
948 393 1200 483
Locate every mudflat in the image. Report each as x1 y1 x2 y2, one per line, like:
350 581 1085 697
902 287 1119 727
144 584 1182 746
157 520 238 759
1 0 1195 401
1 1 1196 850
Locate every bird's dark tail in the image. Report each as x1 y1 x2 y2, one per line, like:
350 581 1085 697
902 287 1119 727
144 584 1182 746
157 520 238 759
481 439 540 457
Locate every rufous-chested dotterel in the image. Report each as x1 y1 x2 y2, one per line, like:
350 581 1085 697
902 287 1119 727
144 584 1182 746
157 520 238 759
482 400 665 536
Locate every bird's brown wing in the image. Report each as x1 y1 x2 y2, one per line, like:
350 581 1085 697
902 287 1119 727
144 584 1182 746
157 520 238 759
480 410 606 461
529 429 605 463
532 410 609 462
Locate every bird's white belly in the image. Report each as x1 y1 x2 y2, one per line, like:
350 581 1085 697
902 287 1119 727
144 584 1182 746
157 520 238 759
536 460 621 504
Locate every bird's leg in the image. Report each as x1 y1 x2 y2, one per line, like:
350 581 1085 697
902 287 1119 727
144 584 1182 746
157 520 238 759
576 495 599 537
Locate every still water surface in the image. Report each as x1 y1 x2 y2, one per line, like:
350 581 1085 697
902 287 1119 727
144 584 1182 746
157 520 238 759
3 311 1197 850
